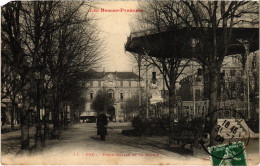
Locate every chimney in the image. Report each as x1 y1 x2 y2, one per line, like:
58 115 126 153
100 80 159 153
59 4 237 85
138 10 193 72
103 67 105 76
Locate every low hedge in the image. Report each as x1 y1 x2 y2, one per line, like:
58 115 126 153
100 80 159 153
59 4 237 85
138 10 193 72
130 116 170 136
130 116 205 136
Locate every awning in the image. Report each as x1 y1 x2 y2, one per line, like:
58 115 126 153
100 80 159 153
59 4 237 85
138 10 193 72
80 111 97 117
1 98 11 103
150 97 164 104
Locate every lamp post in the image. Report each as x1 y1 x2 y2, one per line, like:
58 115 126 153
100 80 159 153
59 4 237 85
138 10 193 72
17 94 23 126
17 94 23 109
191 39 198 117
151 72 158 117
145 64 149 118
137 54 142 110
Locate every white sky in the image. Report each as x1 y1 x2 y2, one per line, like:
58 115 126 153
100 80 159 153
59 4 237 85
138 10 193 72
89 1 139 72
0 1 138 72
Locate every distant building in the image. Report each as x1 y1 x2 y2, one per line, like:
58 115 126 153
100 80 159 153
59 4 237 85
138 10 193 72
84 71 144 122
178 52 259 101
177 51 259 118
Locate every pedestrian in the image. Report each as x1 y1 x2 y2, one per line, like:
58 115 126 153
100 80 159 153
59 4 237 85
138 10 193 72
97 111 108 141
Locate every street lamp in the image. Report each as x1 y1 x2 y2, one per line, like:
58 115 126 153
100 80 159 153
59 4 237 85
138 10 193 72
145 64 149 118
151 72 157 84
197 68 203 82
17 94 23 109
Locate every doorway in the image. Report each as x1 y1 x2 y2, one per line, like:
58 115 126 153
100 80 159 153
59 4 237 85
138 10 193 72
107 106 116 122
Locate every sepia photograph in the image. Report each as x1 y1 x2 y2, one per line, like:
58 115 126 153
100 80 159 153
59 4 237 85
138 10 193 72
1 0 259 165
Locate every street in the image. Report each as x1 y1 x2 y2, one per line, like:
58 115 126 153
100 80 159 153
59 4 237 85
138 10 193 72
1 122 259 165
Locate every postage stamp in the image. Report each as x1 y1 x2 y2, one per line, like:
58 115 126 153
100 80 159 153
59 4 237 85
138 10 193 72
209 142 247 166
200 108 250 157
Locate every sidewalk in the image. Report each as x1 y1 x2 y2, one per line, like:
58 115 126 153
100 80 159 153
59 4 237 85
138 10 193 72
1 124 21 133
1 126 36 155
2 122 259 165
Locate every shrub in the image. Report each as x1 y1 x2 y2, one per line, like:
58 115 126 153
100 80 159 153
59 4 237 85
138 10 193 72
131 116 170 136
131 116 143 135
130 116 206 136
189 117 205 130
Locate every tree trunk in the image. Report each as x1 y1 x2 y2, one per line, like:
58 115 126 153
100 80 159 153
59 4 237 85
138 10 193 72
64 104 68 129
51 77 60 138
70 106 74 125
61 104 64 130
202 65 209 99
78 109 80 123
20 97 30 150
35 81 43 150
168 83 176 145
208 67 220 145
44 106 50 147
52 98 60 138
10 101 15 131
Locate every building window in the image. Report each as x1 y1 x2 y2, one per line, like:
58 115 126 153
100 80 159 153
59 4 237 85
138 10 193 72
93 81 98 87
120 93 124 100
108 81 114 87
107 89 114 99
230 70 235 77
120 81 123 87
123 81 129 87
86 82 90 87
131 81 137 87
230 82 236 91
90 93 93 100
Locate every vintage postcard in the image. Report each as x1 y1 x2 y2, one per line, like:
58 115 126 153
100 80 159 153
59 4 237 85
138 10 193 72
1 0 259 165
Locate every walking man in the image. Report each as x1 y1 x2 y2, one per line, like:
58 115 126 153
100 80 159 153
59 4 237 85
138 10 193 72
97 111 108 141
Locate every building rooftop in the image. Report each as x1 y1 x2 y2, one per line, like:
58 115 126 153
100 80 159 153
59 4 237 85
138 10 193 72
89 71 142 80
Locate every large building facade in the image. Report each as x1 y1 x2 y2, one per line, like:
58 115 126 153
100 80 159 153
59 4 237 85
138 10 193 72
85 71 143 122
177 52 259 119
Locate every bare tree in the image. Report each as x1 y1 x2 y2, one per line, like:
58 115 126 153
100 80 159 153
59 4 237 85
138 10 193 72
1 1 33 149
128 1 258 145
1 1 103 150
132 1 192 144
166 1 259 144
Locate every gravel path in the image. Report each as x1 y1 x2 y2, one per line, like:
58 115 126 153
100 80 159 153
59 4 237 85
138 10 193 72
2 122 259 165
